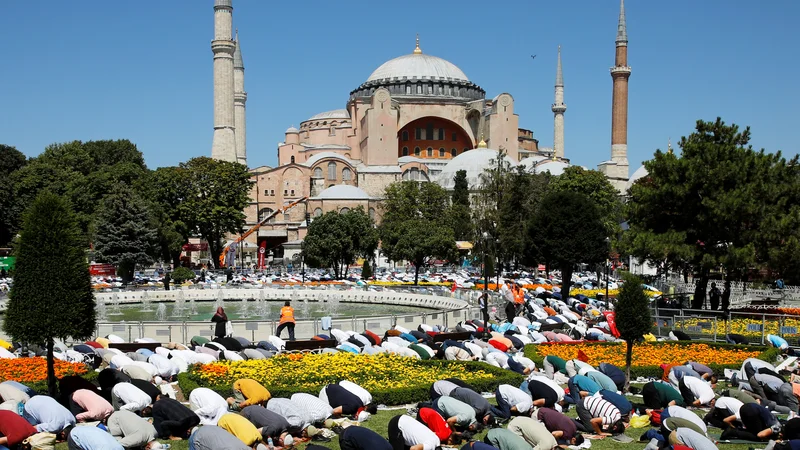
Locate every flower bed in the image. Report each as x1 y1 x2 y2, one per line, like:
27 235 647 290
0 358 88 383
180 352 523 405
523 341 775 379
681 317 800 339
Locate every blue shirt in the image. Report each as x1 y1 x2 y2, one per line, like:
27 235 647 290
23 395 76 433
572 375 600 395
136 349 155 358
1 381 34 396
586 371 618 392
68 426 124 450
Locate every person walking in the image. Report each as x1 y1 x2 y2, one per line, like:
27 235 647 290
277 301 296 341
708 283 721 311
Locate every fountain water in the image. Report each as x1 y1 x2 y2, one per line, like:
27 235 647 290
256 290 268 318
172 291 186 317
189 297 198 315
299 297 310 318
328 294 341 317
215 290 225 311
108 293 122 316
96 299 108 321
239 300 252 318
139 290 152 311
156 303 167 321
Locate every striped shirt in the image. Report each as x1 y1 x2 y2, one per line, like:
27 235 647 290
291 393 333 423
584 395 621 426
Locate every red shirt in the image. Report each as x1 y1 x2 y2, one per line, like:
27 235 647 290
419 407 452 442
0 410 37 446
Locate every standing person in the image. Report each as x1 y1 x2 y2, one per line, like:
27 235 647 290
163 272 170 291
709 283 721 311
277 301 296 341
211 307 231 339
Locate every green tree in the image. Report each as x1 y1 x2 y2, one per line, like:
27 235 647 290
527 191 608 297
626 118 800 304
94 187 158 283
303 208 378 279
179 157 253 266
147 166 193 268
4 192 95 396
448 170 473 242
380 182 458 284
614 274 652 388
550 166 622 235
0 145 27 245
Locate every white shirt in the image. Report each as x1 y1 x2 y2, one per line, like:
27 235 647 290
683 376 715 405
126 361 158 378
486 352 510 368
330 329 350 344
189 388 229 426
498 384 533 413
291 393 333 423
667 405 707 432
398 414 440 450
339 381 372 405
110 354 134 369
148 354 178 378
714 397 744 420
192 352 217 364
112 383 151 412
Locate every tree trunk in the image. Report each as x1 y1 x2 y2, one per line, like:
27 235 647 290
624 339 633 392
561 263 573 301
46 339 57 397
414 264 421 285
170 251 181 270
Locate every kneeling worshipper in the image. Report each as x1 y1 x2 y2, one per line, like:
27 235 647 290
70 389 114 422
484 428 531 450
495 384 533 419
66 425 124 450
105 410 160 449
574 394 625 436
536 407 584 446
22 394 75 435
507 416 559 450
449 386 498 427
667 427 718 450
241 405 291 444
188 425 263 450
416 406 465 446
218 413 265 448
189 387 229 426
320 384 377 419
112 382 152 413
150 396 201 440
339 425 392 450
435 396 483 432
228 378 271 411
524 375 564 409
679 376 715 407
291 392 334 425
642 381 685 409
0 410 37 449
705 396 745 429
721 402 780 442
388 414 442 450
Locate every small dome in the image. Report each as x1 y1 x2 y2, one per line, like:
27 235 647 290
436 149 516 190
536 160 570 176
625 165 649 192
517 155 548 171
285 126 299 133
307 109 350 121
315 184 370 200
367 53 469 83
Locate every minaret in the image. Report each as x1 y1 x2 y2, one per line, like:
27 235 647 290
233 30 247 166
210 0 237 162
610 0 630 170
552 46 566 159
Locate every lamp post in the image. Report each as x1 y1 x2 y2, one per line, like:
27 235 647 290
604 237 611 307
481 231 490 330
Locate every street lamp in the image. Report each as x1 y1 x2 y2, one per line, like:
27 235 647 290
604 237 611 307
481 231 490 330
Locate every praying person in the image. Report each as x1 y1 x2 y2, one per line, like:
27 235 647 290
507 416 559 450
65 425 124 450
111 382 152 413
189 387 229 426
188 425 251 450
71 389 114 422
495 384 533 419
0 410 37 449
228 379 271 411
241 405 290 443
388 414 441 450
339 425 393 450
22 394 76 434
105 410 159 449
218 413 264 448
150 396 201 440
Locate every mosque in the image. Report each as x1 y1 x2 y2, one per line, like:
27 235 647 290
208 0 632 266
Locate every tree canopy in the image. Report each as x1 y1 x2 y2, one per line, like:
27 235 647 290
4 192 95 395
303 207 378 279
550 166 622 235
528 191 609 296
94 186 158 282
379 182 458 284
0 145 27 245
448 169 473 242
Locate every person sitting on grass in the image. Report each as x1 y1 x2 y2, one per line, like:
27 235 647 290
227 378 271 411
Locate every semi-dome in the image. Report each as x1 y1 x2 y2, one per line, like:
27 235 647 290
535 160 570 176
367 53 469 83
625 165 649 192
436 149 516 190
307 109 350 121
314 184 371 200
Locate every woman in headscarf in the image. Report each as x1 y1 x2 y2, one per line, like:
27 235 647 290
211 307 231 339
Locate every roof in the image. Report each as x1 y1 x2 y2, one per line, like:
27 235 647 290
313 184 371 200
306 109 350 121
536 160 570 176
303 152 355 168
234 32 244 69
285 126 299 133
625 165 648 192
367 53 469 83
436 149 516 190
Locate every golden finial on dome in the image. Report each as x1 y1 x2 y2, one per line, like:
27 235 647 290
668 137 673 154
413 34 422 54
477 135 487 148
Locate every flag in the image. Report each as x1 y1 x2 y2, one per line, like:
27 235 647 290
576 349 589 363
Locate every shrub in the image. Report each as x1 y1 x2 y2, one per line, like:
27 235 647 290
171 267 196 284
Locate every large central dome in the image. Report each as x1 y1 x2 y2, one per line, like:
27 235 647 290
367 53 469 82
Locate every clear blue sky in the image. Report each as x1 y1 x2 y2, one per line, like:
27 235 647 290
1 1 798 171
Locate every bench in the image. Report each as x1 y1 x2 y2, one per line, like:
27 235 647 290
108 342 162 353
432 331 473 343
284 339 338 352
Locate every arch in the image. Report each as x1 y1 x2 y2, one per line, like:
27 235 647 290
313 208 323 217
451 148 457 157
402 147 409 157
397 116 473 159
258 208 275 223
342 167 352 181
427 147 433 157
340 207 350 214
439 147 445 157
313 167 323 178
414 147 421 156
290 155 295 163
327 162 337 180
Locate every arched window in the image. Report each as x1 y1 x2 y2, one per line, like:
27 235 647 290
342 168 352 181
340 207 350 214
327 162 337 180
427 147 433 157
414 147 421 156
290 155 295 163
313 167 323 178
369 208 376 220
451 148 457 157
402 147 409 157
258 208 275 223
313 208 323 217
410 168 419 181
329 126 335 136
439 148 445 157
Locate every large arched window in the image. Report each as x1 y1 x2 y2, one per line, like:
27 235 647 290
342 168 352 181
313 208 323 217
402 130 409 142
402 147 409 157
290 155 295 163
327 162 337 180
313 167 323 178
258 208 275 223
340 207 350 214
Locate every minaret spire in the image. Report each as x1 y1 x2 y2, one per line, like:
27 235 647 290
552 46 566 159
616 0 628 44
233 28 247 166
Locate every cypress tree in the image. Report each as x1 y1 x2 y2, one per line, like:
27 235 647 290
615 273 653 390
4 192 96 396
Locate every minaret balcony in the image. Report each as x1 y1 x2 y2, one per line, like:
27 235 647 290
551 103 567 113
610 66 631 76
211 39 236 54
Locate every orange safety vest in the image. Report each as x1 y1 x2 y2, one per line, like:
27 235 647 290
513 288 525 305
279 306 295 324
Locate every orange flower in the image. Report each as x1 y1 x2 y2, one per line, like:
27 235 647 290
536 342 761 367
0 358 87 383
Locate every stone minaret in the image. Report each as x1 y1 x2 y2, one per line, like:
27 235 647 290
552 46 566 159
210 0 237 162
599 0 631 192
233 30 247 166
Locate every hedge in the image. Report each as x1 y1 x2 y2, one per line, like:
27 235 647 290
179 359 524 406
522 341 780 379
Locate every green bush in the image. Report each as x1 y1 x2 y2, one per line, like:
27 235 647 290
179 360 524 406
22 369 98 395
171 267 196 284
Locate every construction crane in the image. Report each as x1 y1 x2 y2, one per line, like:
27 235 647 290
218 196 308 268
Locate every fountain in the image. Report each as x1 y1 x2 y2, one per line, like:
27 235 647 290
239 300 252 319
155 303 167 321
108 293 122 316
328 294 341 317
215 290 225 311
299 297 310 318
172 291 186 317
96 299 108 321
189 298 198 316
139 290 152 312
